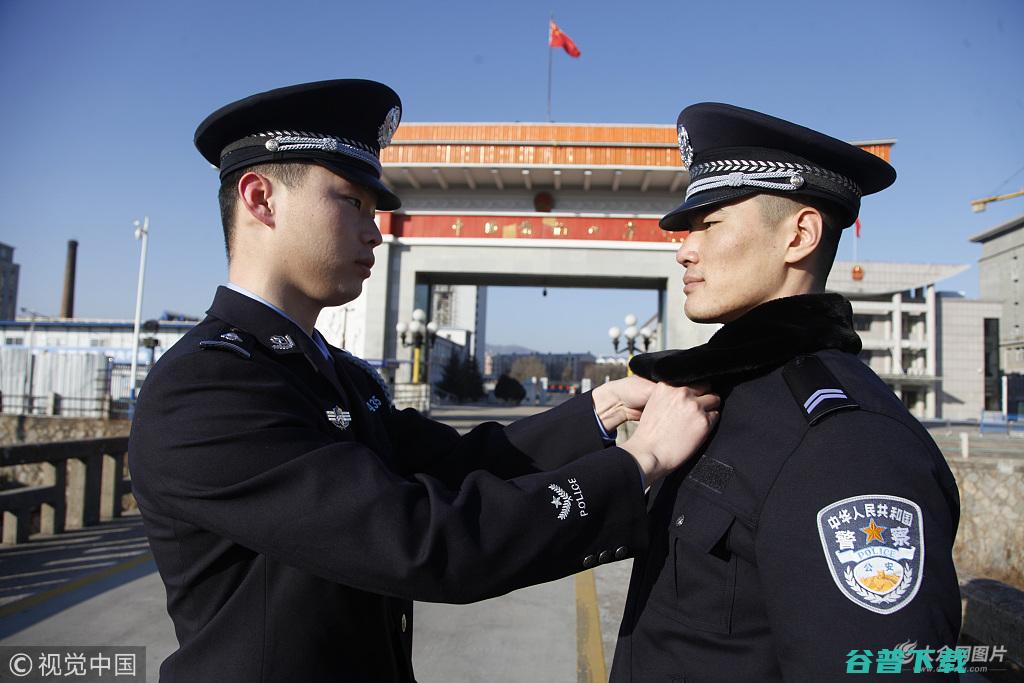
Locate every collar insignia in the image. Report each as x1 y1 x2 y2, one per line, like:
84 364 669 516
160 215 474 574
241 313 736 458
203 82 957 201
269 334 295 351
221 332 242 342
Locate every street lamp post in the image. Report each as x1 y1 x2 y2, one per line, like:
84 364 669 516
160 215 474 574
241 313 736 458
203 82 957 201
608 313 654 367
129 217 150 412
396 308 438 384
19 306 47 414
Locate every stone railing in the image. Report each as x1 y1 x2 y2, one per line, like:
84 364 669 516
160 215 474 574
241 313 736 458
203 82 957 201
0 437 131 544
946 456 1024 590
0 414 131 447
392 383 431 413
960 573 1024 674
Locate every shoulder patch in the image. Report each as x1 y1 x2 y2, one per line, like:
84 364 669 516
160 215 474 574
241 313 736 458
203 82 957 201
817 494 925 614
198 328 254 359
687 455 733 495
782 355 858 425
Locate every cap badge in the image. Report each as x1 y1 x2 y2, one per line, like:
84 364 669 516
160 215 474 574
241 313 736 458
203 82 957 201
220 332 242 342
269 334 295 351
325 406 352 430
677 125 693 170
378 106 401 149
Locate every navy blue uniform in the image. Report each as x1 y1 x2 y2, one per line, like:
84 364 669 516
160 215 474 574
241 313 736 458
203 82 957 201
612 294 961 682
129 286 647 682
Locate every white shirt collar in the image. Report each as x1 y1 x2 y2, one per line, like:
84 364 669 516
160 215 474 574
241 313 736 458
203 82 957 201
224 283 333 362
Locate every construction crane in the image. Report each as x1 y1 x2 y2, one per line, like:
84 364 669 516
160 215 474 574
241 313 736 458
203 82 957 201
971 188 1024 212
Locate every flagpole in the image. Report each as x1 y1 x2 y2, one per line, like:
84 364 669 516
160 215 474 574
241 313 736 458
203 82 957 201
547 14 553 122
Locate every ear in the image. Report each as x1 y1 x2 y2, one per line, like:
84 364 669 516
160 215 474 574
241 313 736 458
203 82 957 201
237 171 277 229
783 206 823 266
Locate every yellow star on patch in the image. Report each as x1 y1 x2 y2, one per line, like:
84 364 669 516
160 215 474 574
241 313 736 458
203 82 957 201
861 518 887 544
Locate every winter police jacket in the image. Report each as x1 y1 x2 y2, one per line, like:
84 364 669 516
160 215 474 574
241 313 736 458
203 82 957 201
129 286 647 682
611 293 961 682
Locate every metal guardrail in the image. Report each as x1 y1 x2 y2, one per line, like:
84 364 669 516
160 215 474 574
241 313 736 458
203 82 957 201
0 437 131 544
0 393 130 419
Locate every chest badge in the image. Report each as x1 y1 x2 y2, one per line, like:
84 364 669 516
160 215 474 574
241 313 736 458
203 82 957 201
817 494 924 614
326 406 352 430
269 334 295 351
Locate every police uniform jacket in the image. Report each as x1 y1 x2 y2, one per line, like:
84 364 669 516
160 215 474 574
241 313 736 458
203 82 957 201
610 293 961 682
129 286 648 683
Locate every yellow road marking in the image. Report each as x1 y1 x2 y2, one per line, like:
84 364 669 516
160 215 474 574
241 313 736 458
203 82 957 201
0 552 153 619
575 568 607 682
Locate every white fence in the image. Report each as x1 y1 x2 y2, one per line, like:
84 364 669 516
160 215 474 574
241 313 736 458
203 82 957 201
0 348 144 418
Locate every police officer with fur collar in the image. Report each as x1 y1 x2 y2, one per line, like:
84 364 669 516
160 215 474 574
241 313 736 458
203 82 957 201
128 79 720 682
608 104 961 681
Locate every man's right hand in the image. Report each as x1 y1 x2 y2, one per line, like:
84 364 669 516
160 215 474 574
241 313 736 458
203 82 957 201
620 383 720 486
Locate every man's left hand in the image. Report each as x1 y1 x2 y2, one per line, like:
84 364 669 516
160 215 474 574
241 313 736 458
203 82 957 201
592 376 657 432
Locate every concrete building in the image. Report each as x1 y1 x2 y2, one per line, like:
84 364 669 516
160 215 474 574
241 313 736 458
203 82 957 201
824 260 1000 421
487 351 596 381
971 214 1024 367
970 213 1024 414
0 242 20 321
430 284 487 362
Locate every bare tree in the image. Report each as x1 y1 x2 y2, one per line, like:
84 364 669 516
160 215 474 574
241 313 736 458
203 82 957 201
582 362 627 386
509 355 547 383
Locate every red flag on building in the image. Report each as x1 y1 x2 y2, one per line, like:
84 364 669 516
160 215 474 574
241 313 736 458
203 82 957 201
549 20 581 57
855 217 862 238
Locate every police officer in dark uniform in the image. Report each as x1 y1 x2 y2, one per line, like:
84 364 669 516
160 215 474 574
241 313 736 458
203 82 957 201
609 104 962 681
128 79 720 682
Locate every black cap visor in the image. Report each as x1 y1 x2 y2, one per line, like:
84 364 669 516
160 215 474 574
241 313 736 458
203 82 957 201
318 160 401 212
660 187 760 231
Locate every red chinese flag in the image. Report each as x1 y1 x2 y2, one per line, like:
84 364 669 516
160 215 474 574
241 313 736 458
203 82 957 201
855 217 862 238
549 20 581 58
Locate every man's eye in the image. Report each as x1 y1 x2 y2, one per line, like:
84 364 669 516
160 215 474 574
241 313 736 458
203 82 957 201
343 196 362 209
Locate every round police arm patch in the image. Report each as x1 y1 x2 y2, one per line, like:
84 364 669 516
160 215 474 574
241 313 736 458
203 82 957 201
816 494 925 614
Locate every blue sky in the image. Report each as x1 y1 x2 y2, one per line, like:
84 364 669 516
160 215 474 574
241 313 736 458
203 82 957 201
2 0 1022 353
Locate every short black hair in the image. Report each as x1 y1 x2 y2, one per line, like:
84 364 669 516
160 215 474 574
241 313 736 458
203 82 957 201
756 193 842 280
217 162 312 260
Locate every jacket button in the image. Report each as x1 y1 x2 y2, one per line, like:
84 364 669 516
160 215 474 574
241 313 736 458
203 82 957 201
614 546 629 560
401 613 407 633
582 554 597 569
598 550 612 564
675 514 685 527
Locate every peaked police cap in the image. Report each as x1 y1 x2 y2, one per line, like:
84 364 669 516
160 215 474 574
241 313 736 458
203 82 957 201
194 79 402 210
663 103 896 230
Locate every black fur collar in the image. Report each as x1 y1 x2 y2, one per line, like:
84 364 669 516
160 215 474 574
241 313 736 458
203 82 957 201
629 293 862 388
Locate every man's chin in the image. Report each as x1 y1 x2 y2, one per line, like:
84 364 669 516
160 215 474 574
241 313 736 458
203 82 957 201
684 301 725 325
321 285 361 308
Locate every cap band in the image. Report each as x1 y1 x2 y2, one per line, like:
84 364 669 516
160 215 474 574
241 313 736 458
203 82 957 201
686 159 862 203
221 130 382 174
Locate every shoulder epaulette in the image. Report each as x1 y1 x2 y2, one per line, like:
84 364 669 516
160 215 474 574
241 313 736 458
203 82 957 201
782 354 859 425
198 328 255 360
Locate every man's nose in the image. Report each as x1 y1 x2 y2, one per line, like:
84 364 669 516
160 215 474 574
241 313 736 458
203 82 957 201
366 218 383 247
676 233 698 267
